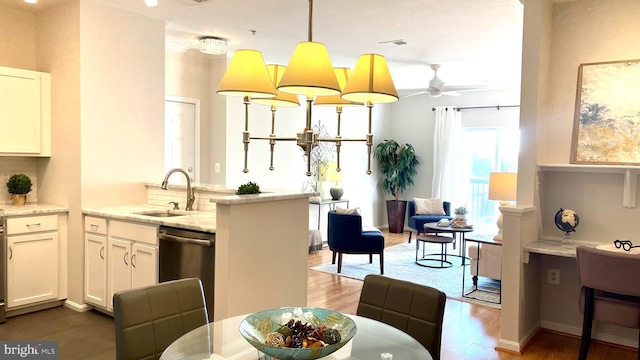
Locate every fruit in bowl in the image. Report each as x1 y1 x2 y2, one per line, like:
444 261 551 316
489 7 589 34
239 307 357 360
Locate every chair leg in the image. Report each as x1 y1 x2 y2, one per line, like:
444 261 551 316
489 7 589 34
408 230 413 243
337 253 343 273
579 287 595 360
331 251 336 264
369 253 373 264
380 251 384 274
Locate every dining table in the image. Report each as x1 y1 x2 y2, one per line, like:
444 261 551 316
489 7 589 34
160 312 433 360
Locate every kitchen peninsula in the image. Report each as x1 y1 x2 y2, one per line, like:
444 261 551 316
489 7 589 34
83 189 310 321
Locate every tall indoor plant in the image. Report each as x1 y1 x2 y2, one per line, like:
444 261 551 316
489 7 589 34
374 139 420 233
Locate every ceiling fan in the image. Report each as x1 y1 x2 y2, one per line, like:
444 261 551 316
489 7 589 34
403 64 488 98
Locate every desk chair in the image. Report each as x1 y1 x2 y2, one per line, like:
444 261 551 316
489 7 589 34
356 274 446 360
576 246 640 360
328 210 385 274
113 278 209 360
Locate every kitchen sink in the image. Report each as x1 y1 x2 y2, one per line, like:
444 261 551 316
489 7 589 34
134 211 188 218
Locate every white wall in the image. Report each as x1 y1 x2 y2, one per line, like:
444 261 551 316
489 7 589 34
79 1 165 207
0 7 35 70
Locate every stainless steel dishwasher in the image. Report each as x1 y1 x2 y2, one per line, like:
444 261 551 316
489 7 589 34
159 226 215 321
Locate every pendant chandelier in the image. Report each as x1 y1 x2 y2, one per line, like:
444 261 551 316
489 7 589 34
217 0 398 176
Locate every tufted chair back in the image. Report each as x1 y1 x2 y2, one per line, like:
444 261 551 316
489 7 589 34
356 274 446 360
113 278 209 360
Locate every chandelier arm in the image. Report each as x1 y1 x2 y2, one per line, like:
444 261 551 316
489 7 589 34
336 106 342 172
251 136 298 141
317 138 366 142
366 102 374 175
243 96 251 173
269 107 277 171
308 0 313 42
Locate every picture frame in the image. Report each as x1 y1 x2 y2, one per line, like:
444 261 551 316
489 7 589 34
571 59 640 165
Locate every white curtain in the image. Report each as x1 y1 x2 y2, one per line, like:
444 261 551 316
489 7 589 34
432 106 465 208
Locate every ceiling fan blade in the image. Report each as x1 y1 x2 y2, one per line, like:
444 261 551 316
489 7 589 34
401 90 428 99
442 91 462 97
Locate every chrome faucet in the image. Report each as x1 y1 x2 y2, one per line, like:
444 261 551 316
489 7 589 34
161 168 195 211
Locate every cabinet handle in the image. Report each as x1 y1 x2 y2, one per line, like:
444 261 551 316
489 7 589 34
26 223 41 228
100 246 104 260
91 224 99 231
124 252 129 265
131 254 137 268
8 247 12 260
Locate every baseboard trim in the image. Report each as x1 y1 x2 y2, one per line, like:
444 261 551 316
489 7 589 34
541 320 638 349
497 322 540 354
64 300 93 312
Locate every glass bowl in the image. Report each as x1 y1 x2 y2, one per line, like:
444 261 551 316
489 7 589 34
239 307 357 360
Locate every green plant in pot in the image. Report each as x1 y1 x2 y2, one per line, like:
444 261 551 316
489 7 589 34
454 206 468 219
236 181 261 195
374 139 420 233
6 173 32 206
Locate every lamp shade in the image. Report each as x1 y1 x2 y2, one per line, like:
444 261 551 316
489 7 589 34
252 65 301 107
217 50 277 99
277 42 341 98
327 161 342 183
488 172 517 202
341 54 398 104
314 68 364 107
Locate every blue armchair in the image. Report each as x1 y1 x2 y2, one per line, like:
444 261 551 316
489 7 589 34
407 200 452 243
328 210 385 274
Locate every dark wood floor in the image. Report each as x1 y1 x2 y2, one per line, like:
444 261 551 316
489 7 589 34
0 229 635 359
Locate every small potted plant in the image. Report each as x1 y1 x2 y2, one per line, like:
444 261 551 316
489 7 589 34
6 173 32 206
236 181 261 195
454 206 468 220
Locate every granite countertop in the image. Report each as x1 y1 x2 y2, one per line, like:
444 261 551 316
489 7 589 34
82 204 216 233
1 203 69 216
524 238 602 258
209 190 312 205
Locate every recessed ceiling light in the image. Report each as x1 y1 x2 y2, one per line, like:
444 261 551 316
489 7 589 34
378 39 408 47
145 0 158 7
24 0 37 4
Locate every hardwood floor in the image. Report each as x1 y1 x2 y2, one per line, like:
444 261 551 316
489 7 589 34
0 229 635 359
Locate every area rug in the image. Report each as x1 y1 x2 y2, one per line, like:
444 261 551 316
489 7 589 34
310 241 501 308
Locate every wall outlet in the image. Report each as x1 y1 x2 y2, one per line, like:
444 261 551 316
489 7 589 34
548 268 560 285
215 163 220 173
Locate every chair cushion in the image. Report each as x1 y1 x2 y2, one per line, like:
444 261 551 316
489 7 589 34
414 197 445 215
580 287 640 328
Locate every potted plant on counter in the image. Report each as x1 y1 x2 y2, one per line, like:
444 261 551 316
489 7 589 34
6 173 32 206
374 139 420 233
236 181 261 195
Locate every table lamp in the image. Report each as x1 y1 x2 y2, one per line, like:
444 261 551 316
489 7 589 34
488 172 517 241
328 161 344 200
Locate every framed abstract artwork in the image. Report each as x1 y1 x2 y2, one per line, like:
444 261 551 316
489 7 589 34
571 59 640 164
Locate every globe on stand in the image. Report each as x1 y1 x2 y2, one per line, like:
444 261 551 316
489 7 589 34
554 208 579 245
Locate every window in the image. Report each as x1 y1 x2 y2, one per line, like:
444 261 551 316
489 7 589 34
461 127 519 233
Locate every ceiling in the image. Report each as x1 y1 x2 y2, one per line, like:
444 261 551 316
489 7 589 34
2 0 524 94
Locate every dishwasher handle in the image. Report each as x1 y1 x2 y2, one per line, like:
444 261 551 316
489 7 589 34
159 232 214 247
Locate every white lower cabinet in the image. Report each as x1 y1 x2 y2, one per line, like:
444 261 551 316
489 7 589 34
6 215 59 308
84 216 158 311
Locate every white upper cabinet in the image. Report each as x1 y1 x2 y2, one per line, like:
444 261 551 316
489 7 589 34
0 66 51 156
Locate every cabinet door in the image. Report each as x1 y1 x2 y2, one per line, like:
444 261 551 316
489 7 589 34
85 233 107 307
107 238 131 311
131 243 158 290
0 66 50 155
7 232 59 308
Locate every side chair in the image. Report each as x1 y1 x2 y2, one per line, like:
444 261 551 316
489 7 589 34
576 246 640 360
113 278 209 360
356 274 446 360
328 210 385 274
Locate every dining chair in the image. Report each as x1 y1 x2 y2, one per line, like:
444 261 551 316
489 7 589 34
576 246 640 360
113 278 209 360
356 274 446 360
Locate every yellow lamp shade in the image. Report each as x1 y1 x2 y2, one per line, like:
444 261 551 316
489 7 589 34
314 68 364 107
328 162 342 183
488 172 517 202
277 42 341 98
217 49 277 99
252 65 301 107
341 54 398 104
